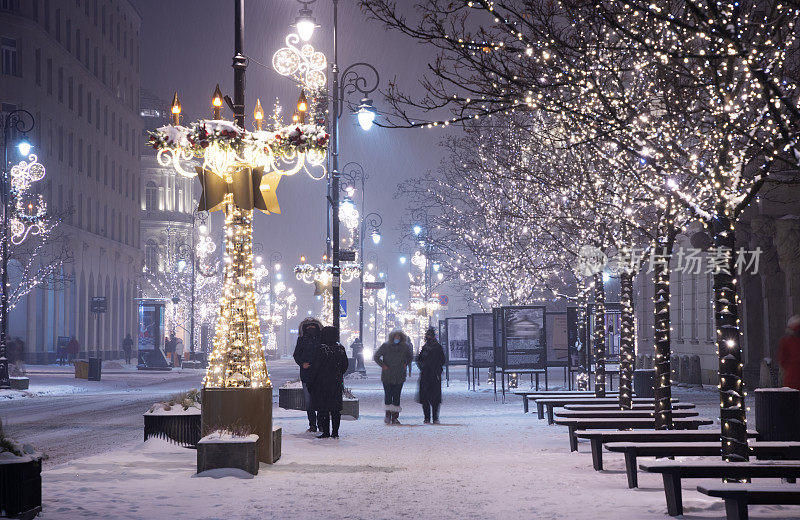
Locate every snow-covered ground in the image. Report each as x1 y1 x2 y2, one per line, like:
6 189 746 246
10 361 793 520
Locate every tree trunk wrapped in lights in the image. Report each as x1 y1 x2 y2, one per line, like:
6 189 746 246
652 242 673 429
203 195 270 388
713 207 748 462
592 272 606 398
618 271 635 409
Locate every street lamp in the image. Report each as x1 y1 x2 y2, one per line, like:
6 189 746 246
292 0 319 41
1 109 36 389
327 0 381 337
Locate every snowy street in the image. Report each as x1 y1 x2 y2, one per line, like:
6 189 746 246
0 361 299 466
3 360 792 520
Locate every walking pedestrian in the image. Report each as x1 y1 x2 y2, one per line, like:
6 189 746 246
307 326 349 438
416 327 446 424
779 315 800 390
293 317 323 432
165 333 177 366
122 334 133 365
374 330 413 424
66 336 80 363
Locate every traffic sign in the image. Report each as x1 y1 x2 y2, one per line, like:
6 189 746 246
438 294 449 306
340 300 347 318
364 281 386 290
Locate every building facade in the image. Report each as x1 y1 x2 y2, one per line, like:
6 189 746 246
139 89 198 352
1 0 142 362
635 185 800 386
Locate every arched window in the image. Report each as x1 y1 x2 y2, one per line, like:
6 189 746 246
145 181 158 210
145 239 159 273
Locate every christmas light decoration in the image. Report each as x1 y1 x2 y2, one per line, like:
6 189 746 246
149 88 328 388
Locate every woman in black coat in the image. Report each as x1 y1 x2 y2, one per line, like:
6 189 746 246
307 326 349 438
416 327 446 423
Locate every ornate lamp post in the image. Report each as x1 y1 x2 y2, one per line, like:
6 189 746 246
273 1 380 338
148 0 328 464
1 109 40 388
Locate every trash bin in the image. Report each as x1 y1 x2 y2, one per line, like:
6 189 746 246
74 360 89 379
633 368 655 398
755 388 800 441
88 357 102 381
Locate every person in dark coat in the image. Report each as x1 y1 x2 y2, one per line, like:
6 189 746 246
66 336 80 362
307 326 349 438
293 317 323 432
779 315 800 390
122 334 133 364
416 327 446 423
374 330 413 424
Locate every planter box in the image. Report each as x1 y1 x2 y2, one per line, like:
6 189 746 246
143 413 202 447
342 398 359 419
202 387 275 464
9 377 29 390
278 387 306 411
197 434 259 475
0 457 42 519
181 361 202 370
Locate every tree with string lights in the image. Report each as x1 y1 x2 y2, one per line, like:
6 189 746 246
362 0 800 461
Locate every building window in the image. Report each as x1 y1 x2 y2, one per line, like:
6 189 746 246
35 48 41 86
86 144 91 176
68 76 73 110
145 181 158 211
1 38 19 77
57 67 63 102
145 240 158 273
57 126 63 162
95 99 99 130
0 0 20 11
44 0 50 32
77 193 82 227
87 91 92 122
55 8 61 42
93 46 97 76
77 84 82 116
78 138 83 171
68 132 73 166
32 0 38 20
84 39 89 68
46 58 51 93
75 29 80 60
66 18 71 52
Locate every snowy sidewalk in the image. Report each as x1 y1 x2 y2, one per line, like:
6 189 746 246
38 376 798 520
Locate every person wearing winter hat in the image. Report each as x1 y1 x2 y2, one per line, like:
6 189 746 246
374 330 413 424
779 315 800 390
294 317 323 432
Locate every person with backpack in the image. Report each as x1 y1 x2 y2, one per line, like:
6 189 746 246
307 326 349 438
416 327 446 424
293 317 323 432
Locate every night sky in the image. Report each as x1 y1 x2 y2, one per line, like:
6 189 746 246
131 0 468 331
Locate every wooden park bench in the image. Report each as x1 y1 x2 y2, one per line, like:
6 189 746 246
697 484 800 520
606 441 800 488
575 429 758 471
554 408 699 423
514 391 593 413
534 396 671 420
554 417 713 452
640 460 800 516
564 402 695 411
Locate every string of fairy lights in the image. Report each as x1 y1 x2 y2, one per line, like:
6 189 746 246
364 0 800 462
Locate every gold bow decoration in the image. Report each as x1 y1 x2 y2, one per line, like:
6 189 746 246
195 166 282 214
313 279 346 297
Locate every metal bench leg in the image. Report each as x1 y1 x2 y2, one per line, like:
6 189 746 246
523 397 529 414
662 472 683 516
591 438 603 470
624 451 638 488
547 405 555 425
537 402 545 420
724 498 748 520
569 426 578 452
